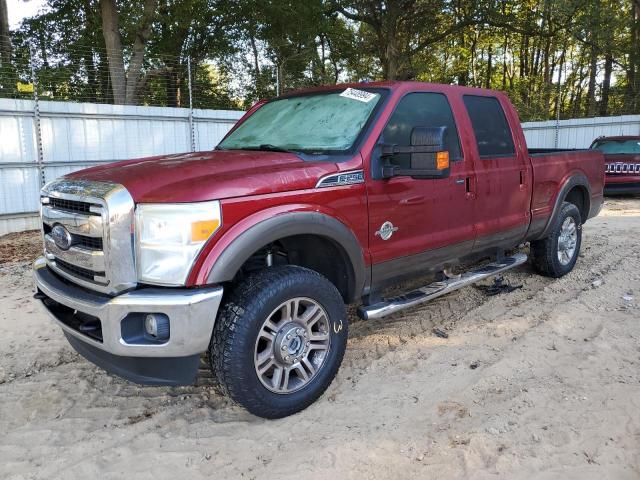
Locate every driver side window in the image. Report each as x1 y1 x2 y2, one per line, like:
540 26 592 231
381 92 462 169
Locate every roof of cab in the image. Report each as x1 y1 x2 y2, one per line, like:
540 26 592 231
279 81 511 99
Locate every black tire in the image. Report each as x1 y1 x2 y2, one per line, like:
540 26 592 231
531 201 582 278
209 266 348 419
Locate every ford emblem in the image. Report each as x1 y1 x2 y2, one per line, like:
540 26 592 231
51 224 73 250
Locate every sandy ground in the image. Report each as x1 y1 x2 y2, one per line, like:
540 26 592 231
0 199 639 480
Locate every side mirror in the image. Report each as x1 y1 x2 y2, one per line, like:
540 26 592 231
381 126 450 179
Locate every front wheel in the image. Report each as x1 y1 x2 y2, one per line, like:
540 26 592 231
531 201 582 278
209 266 348 419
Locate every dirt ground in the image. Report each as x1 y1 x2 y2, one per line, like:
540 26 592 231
1 199 639 480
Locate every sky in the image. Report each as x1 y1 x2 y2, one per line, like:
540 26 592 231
7 0 48 29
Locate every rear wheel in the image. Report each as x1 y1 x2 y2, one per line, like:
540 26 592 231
209 266 348 419
531 201 582 278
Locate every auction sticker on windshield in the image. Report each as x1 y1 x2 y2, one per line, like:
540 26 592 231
340 88 377 103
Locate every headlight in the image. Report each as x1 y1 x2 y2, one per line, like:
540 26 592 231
135 201 222 285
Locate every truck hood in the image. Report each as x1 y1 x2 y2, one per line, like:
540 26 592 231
65 150 341 203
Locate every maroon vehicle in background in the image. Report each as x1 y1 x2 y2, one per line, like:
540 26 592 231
590 136 640 195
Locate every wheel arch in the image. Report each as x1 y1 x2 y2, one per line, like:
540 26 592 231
539 173 591 240
203 211 366 303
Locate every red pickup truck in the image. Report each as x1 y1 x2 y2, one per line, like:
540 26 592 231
34 82 604 418
590 136 640 195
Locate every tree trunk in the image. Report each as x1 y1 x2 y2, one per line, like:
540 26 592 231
502 34 508 90
469 35 477 86
385 26 398 80
82 0 97 102
573 59 586 118
319 35 326 79
124 0 157 104
277 62 284 94
585 44 598 117
458 30 468 86
101 0 156 105
98 54 111 103
485 44 492 89
249 32 260 84
519 36 526 78
100 0 126 104
0 0 10 67
166 63 178 108
553 49 566 119
382 5 400 81
85 54 98 103
599 52 613 116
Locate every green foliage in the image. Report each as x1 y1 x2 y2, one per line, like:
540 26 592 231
2 0 639 119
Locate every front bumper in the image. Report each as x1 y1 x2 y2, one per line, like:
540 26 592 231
604 181 640 195
33 257 223 385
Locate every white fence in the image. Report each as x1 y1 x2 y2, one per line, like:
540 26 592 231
522 114 640 149
0 99 243 235
1 98 639 236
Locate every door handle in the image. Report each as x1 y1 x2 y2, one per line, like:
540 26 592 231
465 176 476 199
400 195 425 205
454 176 475 197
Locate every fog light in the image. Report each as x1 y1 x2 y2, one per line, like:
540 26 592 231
144 313 170 340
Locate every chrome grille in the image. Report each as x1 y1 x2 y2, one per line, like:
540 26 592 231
605 162 640 174
55 258 105 282
79 236 103 250
43 224 103 250
48 197 101 216
41 179 136 295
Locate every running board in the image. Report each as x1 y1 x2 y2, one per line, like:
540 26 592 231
358 253 528 320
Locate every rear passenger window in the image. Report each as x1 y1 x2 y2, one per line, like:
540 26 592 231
382 92 462 168
463 95 515 157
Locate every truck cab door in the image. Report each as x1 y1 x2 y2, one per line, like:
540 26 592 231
461 95 531 253
365 91 476 289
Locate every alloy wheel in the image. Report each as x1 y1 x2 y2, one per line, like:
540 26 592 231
254 297 331 394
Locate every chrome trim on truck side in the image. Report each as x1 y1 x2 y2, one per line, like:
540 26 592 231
315 170 364 188
360 253 528 320
34 258 223 358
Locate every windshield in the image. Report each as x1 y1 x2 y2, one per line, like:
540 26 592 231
591 139 640 154
218 89 383 154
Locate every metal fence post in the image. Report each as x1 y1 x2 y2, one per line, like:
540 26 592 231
554 102 560 149
554 63 564 149
30 45 45 187
187 56 196 152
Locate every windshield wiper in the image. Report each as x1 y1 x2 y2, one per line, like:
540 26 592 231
238 144 302 154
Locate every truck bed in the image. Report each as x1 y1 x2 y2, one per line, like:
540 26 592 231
528 149 605 236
